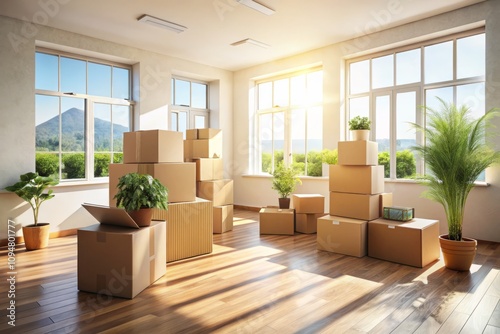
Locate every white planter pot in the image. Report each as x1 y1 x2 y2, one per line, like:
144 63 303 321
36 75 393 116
351 129 370 141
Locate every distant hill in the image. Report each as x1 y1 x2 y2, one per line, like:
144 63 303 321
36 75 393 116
36 107 129 151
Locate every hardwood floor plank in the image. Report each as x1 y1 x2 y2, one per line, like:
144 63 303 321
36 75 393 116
460 294 500 333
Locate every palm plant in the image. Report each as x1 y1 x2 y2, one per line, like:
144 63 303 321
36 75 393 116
412 98 500 241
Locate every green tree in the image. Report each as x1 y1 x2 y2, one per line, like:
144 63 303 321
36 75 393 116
63 153 85 179
36 153 59 177
378 150 416 179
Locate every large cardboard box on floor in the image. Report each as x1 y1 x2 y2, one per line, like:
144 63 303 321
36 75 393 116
194 158 224 181
368 218 440 267
193 132 223 158
213 204 233 234
77 220 166 299
296 213 324 234
109 163 196 205
123 130 183 163
329 165 385 194
317 215 367 257
329 192 381 221
338 140 379 166
259 208 295 235
292 194 325 214
152 198 213 262
197 179 233 206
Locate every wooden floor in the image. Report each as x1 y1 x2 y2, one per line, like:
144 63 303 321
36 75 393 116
1 209 500 333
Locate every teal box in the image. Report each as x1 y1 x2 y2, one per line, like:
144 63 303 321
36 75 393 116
382 206 414 222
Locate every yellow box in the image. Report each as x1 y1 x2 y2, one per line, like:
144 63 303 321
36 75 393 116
194 158 224 181
123 130 183 163
213 205 233 234
329 192 381 221
186 129 198 140
259 208 295 235
338 140 379 166
295 213 323 234
292 194 325 214
329 165 384 194
193 136 223 158
317 215 367 257
197 179 233 206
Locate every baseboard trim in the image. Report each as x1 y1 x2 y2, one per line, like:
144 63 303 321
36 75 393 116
0 228 78 247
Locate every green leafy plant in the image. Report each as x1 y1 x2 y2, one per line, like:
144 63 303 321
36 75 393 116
36 153 59 177
412 98 500 241
5 172 59 226
321 149 338 165
349 116 371 130
63 153 85 179
114 173 168 211
270 162 302 198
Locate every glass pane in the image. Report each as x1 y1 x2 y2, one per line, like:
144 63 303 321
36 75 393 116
396 49 421 85
457 34 485 79
259 113 272 173
112 105 130 152
396 91 416 179
375 95 391 178
425 86 453 110
171 112 178 132
112 67 130 99
35 95 60 178
307 106 323 176
307 71 323 104
457 83 485 121
273 112 285 169
178 111 187 135
94 103 111 177
348 96 370 141
291 109 306 175
174 79 190 106
424 41 453 84
258 82 272 109
60 57 86 94
195 115 206 128
88 62 111 97
290 75 305 106
61 97 85 179
192 83 207 109
372 55 393 89
35 52 58 91
274 78 289 107
350 60 369 94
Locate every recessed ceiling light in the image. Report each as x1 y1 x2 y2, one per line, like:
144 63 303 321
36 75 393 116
231 38 270 49
236 0 275 15
138 14 187 33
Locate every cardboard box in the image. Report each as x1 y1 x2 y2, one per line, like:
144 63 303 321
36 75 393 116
329 165 385 194
77 220 166 299
259 208 295 235
383 206 415 222
109 163 196 205
368 218 440 267
292 194 325 214
186 129 198 140
193 136 222 158
213 204 233 234
296 213 323 234
317 215 367 257
197 179 233 206
184 140 194 161
338 140 379 166
194 158 224 181
198 128 221 139
152 198 213 262
123 130 183 163
329 192 381 221
379 193 393 216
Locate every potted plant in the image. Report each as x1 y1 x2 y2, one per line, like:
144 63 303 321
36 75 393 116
114 173 168 227
5 172 59 250
349 115 371 141
321 148 338 177
412 98 500 271
270 162 302 209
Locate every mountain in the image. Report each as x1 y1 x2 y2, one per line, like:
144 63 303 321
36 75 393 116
36 107 129 151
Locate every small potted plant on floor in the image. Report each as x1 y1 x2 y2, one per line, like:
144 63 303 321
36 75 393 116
349 115 371 141
5 172 59 250
114 173 168 227
412 98 500 271
270 162 301 209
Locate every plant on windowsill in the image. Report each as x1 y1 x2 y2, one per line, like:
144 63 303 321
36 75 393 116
5 172 59 251
411 98 500 271
114 173 168 227
270 162 302 209
321 149 338 177
348 116 371 141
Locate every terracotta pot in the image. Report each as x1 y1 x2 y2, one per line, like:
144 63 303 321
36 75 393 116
127 208 154 227
22 223 50 251
278 198 290 209
351 129 370 141
439 234 477 271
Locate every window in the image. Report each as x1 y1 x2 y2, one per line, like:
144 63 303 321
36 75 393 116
256 69 324 176
347 29 485 180
170 77 209 138
35 50 132 181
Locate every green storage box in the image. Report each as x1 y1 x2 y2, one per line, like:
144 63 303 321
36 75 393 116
383 206 414 222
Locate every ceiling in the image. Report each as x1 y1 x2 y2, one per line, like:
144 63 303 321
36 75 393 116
0 0 485 71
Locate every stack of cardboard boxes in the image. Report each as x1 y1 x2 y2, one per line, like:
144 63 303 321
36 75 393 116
293 194 325 234
108 129 213 262
184 128 234 234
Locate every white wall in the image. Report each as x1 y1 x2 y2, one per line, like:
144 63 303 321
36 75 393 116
233 1 500 242
0 15 233 239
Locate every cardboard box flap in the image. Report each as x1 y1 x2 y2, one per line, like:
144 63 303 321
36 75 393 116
82 203 140 229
